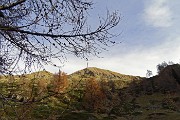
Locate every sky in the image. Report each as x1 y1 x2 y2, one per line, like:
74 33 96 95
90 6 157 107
45 0 180 77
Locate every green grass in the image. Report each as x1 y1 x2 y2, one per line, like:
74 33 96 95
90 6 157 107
57 112 97 120
125 92 180 120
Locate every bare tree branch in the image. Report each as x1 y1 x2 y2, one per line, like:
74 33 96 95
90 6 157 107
0 0 26 10
0 0 120 74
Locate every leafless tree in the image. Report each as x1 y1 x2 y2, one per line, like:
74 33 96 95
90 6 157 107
146 70 153 78
0 0 120 74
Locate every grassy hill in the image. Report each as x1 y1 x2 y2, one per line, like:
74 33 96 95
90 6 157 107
68 67 142 89
1 67 141 83
69 67 141 81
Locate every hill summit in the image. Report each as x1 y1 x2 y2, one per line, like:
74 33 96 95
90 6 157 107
69 67 141 81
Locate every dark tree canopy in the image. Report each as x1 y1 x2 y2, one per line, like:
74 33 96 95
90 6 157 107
0 0 120 74
156 61 175 74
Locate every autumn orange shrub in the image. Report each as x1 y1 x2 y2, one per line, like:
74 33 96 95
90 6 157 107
51 71 68 94
83 78 106 112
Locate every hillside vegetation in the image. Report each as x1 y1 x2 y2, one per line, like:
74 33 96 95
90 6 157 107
0 65 180 120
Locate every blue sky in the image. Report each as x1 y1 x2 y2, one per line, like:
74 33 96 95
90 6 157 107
45 0 180 77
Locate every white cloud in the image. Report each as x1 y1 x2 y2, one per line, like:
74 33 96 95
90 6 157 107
143 0 173 27
121 37 180 76
87 37 180 77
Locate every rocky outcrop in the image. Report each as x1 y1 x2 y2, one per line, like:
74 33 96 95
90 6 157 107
146 64 180 93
